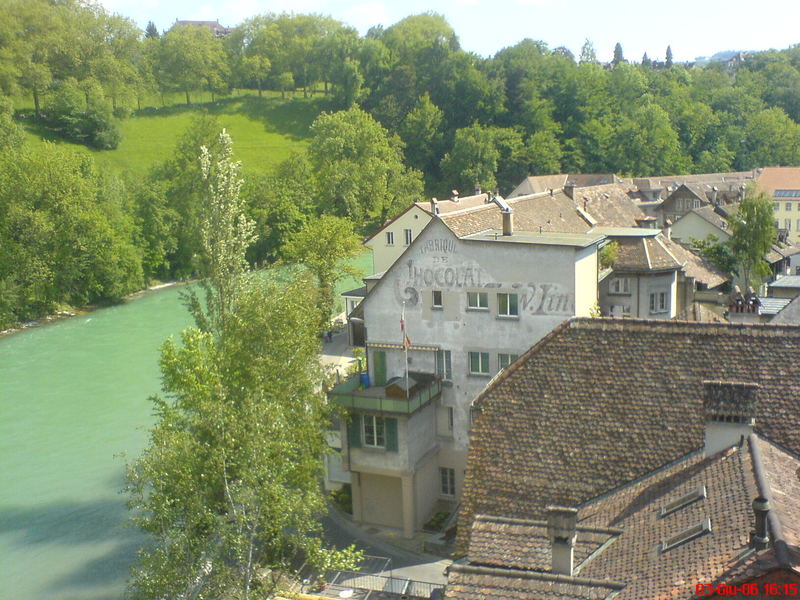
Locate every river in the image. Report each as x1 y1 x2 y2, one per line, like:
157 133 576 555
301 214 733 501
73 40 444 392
0 285 193 600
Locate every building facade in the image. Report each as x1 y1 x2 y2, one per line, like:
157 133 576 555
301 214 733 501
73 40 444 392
329 215 603 537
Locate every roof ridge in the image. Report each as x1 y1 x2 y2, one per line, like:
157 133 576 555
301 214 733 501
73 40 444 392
567 317 800 335
448 563 626 589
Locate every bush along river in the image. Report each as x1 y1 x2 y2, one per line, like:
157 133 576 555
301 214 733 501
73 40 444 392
0 285 193 600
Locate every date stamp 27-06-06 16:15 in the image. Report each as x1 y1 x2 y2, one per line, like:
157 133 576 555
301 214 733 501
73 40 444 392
696 583 799 596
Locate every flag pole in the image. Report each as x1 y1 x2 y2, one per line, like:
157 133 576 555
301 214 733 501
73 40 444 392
402 301 410 399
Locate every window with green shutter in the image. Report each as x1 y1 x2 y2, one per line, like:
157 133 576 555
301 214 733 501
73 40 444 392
347 414 362 448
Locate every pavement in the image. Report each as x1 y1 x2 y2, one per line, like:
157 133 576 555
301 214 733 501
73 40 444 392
323 505 451 585
319 315 359 377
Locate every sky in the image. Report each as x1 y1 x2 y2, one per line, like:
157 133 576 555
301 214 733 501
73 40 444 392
98 0 800 63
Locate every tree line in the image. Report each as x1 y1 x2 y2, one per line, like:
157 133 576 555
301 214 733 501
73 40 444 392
5 3 800 190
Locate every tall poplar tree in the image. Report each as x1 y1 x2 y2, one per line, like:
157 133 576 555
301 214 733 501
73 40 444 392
127 131 359 600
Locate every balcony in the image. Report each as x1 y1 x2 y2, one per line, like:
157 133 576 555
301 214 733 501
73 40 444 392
328 372 442 415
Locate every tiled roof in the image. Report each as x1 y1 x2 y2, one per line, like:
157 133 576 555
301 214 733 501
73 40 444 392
573 184 646 228
771 294 800 324
610 234 682 272
453 436 800 600
458 318 800 553
769 275 800 289
441 192 590 238
687 204 735 231
468 515 615 572
509 175 569 197
755 167 800 194
665 239 728 288
445 564 622 600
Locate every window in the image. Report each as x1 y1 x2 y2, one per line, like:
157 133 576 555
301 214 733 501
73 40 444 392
787 203 793 211
649 291 668 314
447 406 454 431
363 415 385 447
796 219 800 231
440 467 456 496
467 291 489 309
432 290 443 308
786 219 792 231
498 353 519 370
497 293 519 317
404 228 413 245
774 202 780 211
436 349 452 380
609 277 630 295
385 231 394 245
468 351 490 375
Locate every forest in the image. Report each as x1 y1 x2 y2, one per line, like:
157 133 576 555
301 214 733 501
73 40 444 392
3 0 800 327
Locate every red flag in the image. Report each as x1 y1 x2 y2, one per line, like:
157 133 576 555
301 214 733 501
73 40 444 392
401 314 411 350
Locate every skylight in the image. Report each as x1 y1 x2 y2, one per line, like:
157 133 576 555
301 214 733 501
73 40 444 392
659 486 707 518
660 518 712 553
774 190 800 198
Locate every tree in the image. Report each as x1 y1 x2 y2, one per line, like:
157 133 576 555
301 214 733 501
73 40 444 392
613 43 625 66
440 123 501 193
666 45 673 68
144 21 159 39
127 132 359 600
282 215 364 327
399 93 444 175
156 25 229 105
579 39 597 64
729 186 776 287
307 107 423 225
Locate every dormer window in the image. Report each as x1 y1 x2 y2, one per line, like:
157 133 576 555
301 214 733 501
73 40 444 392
660 518 712 553
659 486 707 518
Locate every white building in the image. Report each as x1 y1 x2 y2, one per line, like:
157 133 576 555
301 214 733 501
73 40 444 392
329 199 603 538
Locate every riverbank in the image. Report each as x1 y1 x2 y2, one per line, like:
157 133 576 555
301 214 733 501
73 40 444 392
0 280 189 339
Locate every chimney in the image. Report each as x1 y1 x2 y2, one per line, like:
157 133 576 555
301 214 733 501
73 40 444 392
502 207 513 236
549 188 554 196
703 381 759 455
474 183 481 195
711 186 719 205
564 180 576 199
663 218 672 241
430 197 439 215
546 506 577 576
749 496 770 550
451 189 459 202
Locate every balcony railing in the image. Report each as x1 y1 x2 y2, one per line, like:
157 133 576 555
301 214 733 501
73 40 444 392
328 373 442 415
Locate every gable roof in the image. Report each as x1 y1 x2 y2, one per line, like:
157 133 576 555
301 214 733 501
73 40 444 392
458 318 800 552
756 167 800 195
772 294 800 324
363 203 431 245
440 191 591 238
451 435 800 600
572 184 646 228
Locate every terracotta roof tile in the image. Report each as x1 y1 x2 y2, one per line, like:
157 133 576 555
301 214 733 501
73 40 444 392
441 192 590 238
458 319 800 554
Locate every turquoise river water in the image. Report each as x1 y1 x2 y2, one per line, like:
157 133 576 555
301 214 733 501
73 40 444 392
0 285 193 600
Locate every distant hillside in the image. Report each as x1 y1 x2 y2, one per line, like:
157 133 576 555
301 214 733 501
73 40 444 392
21 94 323 175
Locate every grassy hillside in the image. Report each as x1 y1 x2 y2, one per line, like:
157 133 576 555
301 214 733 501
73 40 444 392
20 93 324 175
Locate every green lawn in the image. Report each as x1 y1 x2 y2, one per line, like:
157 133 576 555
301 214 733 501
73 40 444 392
19 93 325 176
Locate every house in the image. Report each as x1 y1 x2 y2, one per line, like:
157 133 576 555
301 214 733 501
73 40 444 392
458 318 800 551
756 167 800 245
173 19 231 37
364 203 435 274
448 435 800 599
328 196 604 538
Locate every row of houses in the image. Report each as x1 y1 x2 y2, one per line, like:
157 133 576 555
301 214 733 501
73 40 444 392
324 169 800 598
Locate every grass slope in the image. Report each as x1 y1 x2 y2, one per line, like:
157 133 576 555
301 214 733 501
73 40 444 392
20 94 324 175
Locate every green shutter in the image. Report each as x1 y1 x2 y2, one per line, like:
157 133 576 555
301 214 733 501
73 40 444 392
347 414 362 448
385 418 398 452
373 350 387 386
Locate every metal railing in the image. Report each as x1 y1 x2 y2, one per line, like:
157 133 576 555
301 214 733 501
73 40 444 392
329 377 442 415
326 570 444 599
